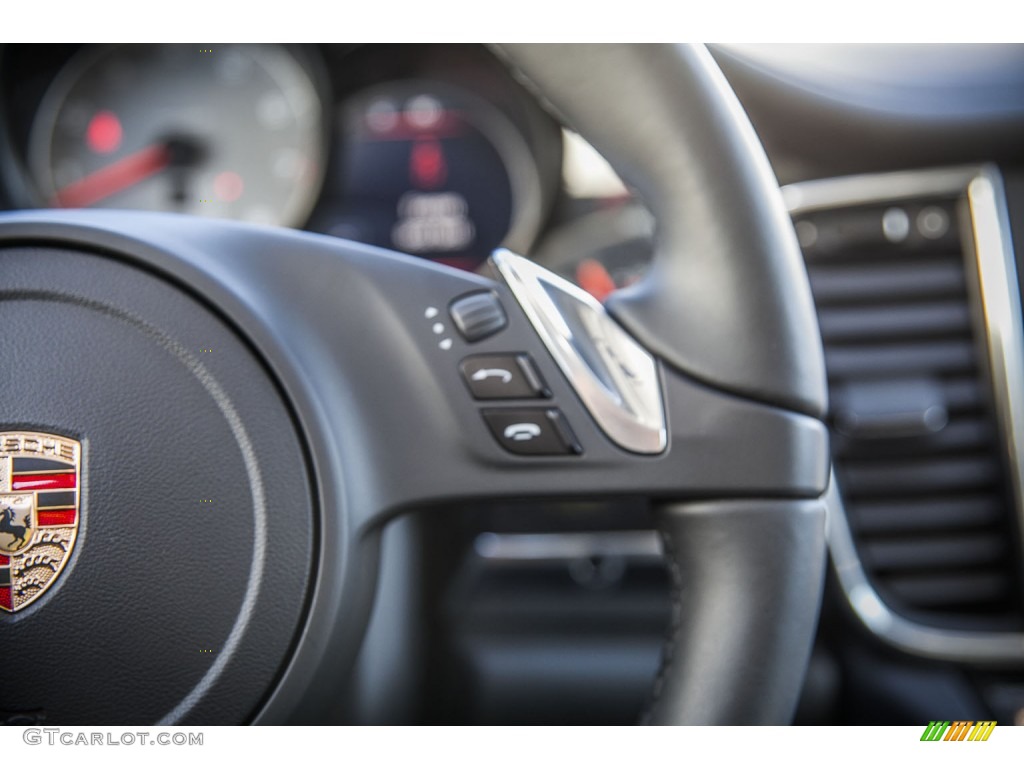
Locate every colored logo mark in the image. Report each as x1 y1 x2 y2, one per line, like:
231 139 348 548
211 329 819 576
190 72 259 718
920 721 996 741
0 431 82 612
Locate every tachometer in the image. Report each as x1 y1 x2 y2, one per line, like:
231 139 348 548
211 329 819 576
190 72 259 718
28 44 325 227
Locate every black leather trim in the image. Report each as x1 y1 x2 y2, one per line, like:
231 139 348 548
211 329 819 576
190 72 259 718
493 44 827 418
644 499 827 725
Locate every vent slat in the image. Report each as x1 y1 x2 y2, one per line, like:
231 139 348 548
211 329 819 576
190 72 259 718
834 418 996 460
850 495 1005 535
861 533 1007 572
809 261 965 304
825 340 977 379
883 572 1009 608
818 302 971 343
943 378 986 411
840 456 1000 498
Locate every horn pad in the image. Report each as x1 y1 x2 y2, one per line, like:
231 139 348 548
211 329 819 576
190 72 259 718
0 245 314 725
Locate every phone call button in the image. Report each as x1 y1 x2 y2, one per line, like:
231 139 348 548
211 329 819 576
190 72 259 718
460 354 548 400
482 408 581 456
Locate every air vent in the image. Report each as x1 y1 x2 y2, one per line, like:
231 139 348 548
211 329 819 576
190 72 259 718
794 190 1023 630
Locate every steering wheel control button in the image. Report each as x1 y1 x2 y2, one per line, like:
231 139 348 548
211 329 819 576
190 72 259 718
491 249 667 454
449 291 507 342
483 408 581 456
460 354 550 399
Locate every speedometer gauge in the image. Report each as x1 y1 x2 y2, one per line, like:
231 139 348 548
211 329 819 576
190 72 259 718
28 44 325 227
309 80 544 270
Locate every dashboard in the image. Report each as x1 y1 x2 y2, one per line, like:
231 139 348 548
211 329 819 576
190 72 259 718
3 43 1024 726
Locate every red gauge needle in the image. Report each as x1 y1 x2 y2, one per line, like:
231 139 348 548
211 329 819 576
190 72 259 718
576 258 618 302
52 143 171 208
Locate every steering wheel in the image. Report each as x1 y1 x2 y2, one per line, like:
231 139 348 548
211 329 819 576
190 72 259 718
0 44 828 725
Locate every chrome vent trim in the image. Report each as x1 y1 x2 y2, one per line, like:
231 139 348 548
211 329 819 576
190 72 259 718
785 165 1024 663
968 171 1024 573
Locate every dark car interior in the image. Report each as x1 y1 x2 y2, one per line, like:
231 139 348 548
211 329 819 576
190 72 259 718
2 43 1024 726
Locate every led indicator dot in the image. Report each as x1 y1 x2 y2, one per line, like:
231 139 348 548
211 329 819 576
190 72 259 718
85 111 122 155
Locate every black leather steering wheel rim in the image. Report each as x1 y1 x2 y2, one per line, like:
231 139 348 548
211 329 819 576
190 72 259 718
0 43 829 726
492 43 831 725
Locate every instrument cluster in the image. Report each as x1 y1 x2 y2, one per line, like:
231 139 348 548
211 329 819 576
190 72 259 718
0 44 565 272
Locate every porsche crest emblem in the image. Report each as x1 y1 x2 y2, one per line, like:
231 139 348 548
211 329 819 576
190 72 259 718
0 432 81 613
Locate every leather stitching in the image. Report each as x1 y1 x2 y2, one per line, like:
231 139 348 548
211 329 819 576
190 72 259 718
639 522 685 725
